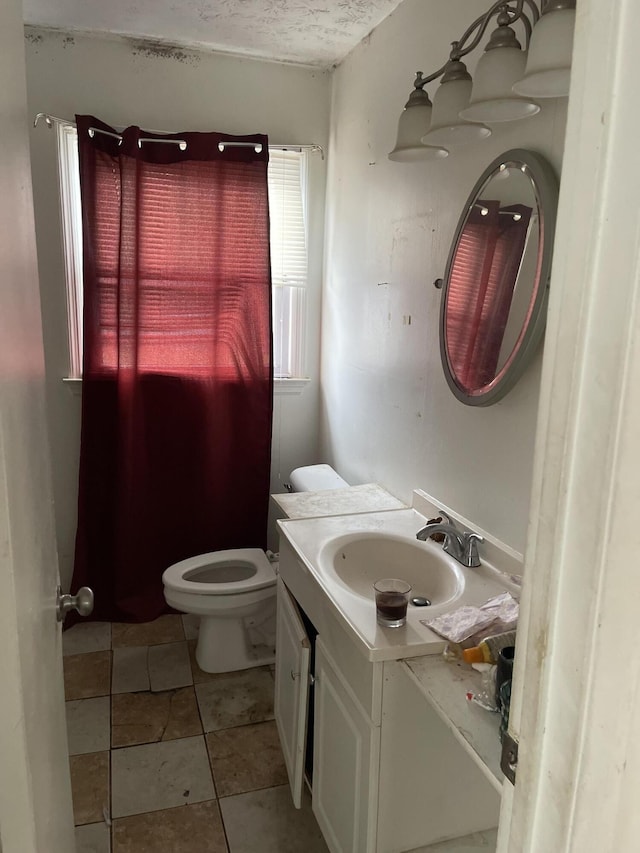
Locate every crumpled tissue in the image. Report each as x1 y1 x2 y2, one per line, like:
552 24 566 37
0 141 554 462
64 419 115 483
420 591 519 643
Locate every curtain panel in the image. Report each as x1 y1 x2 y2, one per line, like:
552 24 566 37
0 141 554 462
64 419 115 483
71 115 273 622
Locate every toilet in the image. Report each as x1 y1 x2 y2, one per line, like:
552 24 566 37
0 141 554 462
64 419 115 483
162 464 349 673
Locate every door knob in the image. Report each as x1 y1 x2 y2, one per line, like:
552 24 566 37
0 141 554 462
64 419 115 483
56 585 94 622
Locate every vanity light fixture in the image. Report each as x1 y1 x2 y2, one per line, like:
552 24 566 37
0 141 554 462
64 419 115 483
458 9 540 123
512 0 577 97
388 82 449 162
389 0 576 161
423 59 492 147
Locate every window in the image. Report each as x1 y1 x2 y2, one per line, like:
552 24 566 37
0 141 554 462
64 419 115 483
268 148 309 379
56 125 309 380
56 123 84 378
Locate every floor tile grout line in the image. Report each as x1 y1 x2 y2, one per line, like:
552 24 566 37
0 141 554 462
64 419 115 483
109 622 114 853
111 637 185 649
204 716 277 735
217 782 292 802
106 791 219 824
107 693 112 850
108 621 114 853
193 668 219 802
108 743 113 853
217 795 232 853
204 711 275 853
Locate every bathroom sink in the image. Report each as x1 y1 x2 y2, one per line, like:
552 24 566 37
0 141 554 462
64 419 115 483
318 532 465 607
279 506 516 660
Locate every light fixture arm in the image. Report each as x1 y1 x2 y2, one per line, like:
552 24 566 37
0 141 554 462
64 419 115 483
453 0 540 59
410 64 451 91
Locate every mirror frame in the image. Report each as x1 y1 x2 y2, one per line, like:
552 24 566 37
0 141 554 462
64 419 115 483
439 148 559 406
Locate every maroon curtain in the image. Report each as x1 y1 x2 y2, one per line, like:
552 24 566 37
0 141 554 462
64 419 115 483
71 116 273 622
446 201 532 391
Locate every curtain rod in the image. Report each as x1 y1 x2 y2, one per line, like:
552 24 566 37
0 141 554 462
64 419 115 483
33 113 324 158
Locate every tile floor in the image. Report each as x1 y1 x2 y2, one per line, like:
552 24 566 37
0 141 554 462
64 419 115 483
64 615 329 853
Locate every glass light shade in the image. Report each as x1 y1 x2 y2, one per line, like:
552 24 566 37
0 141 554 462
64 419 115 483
459 47 540 123
422 78 491 146
512 8 575 97
389 101 448 162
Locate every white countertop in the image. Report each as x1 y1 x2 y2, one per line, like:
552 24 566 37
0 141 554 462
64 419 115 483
272 483 406 519
278 508 515 662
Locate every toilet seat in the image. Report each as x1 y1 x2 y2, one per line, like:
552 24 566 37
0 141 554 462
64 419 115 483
163 548 275 596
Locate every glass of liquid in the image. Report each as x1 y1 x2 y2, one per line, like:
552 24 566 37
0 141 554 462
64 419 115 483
373 579 412 628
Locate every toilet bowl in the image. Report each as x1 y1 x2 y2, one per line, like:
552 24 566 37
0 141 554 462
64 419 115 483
163 548 277 673
163 464 349 674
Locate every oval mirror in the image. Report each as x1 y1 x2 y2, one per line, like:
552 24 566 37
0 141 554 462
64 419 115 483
440 149 559 406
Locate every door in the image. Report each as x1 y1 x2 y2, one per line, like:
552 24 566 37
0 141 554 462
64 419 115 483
313 639 379 853
499 1 640 850
274 578 311 808
0 2 75 850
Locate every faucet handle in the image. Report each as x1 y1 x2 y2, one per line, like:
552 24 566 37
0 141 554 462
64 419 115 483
425 512 449 543
464 532 484 568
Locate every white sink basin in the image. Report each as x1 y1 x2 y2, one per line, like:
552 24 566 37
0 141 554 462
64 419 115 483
318 532 465 608
278 507 517 660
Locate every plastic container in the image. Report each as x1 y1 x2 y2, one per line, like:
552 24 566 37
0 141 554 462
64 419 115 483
462 630 516 664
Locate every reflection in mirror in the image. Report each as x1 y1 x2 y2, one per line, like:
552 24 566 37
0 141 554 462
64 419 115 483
441 151 558 406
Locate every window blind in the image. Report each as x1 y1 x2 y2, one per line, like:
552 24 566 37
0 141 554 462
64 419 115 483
268 149 308 378
268 149 308 289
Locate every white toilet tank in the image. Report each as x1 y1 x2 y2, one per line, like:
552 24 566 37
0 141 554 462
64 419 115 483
268 464 350 551
289 464 349 492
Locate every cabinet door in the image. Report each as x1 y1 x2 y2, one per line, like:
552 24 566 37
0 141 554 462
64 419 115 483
275 578 311 809
313 638 379 853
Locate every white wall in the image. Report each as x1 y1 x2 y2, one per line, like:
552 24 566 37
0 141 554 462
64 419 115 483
24 28 332 588
321 0 568 555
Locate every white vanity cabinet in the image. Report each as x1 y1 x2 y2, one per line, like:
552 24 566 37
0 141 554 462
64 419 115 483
313 637 380 853
275 539 501 853
275 571 382 853
274 579 311 809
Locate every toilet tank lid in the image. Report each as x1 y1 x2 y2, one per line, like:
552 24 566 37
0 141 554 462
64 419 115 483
289 464 349 492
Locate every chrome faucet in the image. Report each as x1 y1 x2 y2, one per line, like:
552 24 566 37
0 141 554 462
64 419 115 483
416 512 484 568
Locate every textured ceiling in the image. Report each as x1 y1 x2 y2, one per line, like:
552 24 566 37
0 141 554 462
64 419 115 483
22 0 404 67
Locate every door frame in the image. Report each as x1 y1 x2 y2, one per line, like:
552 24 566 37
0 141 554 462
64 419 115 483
499 0 640 849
